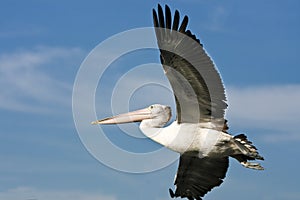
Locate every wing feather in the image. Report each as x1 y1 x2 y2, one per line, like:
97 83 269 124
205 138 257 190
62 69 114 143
179 15 189 33
172 10 180 30
153 4 227 129
165 5 172 29
170 153 229 200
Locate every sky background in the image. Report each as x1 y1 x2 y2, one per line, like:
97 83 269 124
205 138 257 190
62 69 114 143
1 0 300 200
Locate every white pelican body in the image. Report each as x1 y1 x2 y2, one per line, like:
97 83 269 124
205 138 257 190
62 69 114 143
141 118 232 157
92 4 264 200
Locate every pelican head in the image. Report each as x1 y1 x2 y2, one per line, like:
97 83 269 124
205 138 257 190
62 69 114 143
91 104 172 127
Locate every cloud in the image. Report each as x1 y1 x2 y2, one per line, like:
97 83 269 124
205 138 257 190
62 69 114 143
0 187 116 200
227 84 300 125
0 46 84 113
0 27 43 38
226 84 300 142
206 5 229 32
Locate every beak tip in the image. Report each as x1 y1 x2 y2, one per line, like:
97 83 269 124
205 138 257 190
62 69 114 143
91 121 98 125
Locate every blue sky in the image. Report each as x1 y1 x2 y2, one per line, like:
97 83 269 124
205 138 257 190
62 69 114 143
1 0 300 200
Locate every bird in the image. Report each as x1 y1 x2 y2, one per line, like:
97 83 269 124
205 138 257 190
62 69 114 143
92 4 264 200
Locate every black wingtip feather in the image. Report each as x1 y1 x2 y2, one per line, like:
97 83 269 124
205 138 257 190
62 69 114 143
169 188 175 198
172 10 180 30
165 5 172 29
157 4 165 28
153 4 201 44
152 9 158 27
179 15 189 33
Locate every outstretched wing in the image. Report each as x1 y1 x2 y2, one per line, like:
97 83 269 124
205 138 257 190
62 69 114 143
153 4 227 129
169 153 229 200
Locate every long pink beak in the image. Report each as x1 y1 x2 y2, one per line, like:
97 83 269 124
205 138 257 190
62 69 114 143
91 108 152 125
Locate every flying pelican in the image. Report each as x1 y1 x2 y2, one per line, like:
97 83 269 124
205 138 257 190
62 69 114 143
92 4 264 200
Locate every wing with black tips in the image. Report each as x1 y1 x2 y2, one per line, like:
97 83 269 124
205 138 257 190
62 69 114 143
170 153 229 200
153 4 227 129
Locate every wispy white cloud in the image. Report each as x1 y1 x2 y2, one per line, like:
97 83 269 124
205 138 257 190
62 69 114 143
227 84 300 125
0 46 84 113
206 5 229 32
0 27 43 38
226 85 300 142
0 187 116 200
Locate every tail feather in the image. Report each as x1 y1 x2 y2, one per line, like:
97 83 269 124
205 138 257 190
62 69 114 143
233 134 264 170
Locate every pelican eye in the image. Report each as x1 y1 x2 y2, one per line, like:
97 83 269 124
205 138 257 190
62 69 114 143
149 105 154 109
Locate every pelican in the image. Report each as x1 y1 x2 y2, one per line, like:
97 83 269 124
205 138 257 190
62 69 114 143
92 4 264 200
